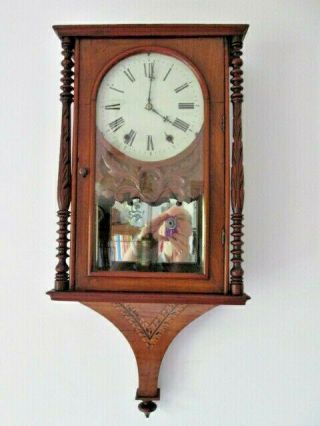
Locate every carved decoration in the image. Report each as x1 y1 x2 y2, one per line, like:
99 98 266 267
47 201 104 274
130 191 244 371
114 303 187 347
95 130 203 205
230 35 244 295
55 36 74 290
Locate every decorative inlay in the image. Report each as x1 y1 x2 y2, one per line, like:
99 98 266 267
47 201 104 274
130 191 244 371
114 303 187 346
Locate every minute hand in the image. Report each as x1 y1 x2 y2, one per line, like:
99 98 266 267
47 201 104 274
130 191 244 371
147 63 155 103
147 75 152 104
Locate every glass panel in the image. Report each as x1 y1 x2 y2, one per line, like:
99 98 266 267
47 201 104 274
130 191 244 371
94 198 204 273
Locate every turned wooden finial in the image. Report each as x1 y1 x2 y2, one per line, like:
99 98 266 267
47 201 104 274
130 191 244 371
230 35 245 296
55 36 74 291
138 401 157 418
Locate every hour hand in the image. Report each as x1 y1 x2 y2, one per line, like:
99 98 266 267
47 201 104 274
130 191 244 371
150 106 172 124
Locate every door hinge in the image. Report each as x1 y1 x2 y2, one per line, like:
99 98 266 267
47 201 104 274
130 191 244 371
221 228 226 245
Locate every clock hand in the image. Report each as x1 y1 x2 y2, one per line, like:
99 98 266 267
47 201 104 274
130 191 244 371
150 107 193 135
147 62 154 104
150 106 173 124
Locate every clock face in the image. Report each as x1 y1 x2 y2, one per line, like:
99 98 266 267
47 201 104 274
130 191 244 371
96 51 204 162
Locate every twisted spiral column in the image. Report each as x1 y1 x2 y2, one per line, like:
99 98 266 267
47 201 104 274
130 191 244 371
230 35 245 296
55 36 74 290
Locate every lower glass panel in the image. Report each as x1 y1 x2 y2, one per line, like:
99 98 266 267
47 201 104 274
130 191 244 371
94 197 204 273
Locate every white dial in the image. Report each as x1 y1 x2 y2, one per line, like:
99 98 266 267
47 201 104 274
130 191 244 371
96 51 204 162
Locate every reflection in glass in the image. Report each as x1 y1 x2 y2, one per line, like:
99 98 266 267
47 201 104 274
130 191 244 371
94 198 204 273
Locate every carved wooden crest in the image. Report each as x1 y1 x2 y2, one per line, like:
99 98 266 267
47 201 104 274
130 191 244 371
96 130 203 205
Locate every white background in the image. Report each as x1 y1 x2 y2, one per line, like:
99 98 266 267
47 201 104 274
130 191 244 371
1 1 319 425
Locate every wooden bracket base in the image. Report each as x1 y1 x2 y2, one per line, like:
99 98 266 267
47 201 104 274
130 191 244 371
81 302 215 401
47 291 249 416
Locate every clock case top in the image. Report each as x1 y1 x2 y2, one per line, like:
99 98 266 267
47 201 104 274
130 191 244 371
49 24 249 304
52 24 248 38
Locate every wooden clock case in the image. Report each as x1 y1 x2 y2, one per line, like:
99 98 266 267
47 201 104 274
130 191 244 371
47 24 250 417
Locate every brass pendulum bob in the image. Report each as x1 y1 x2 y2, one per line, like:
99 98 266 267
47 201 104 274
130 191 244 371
136 205 157 271
136 232 158 271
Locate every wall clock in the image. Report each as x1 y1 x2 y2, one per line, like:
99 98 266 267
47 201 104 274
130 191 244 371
47 24 249 417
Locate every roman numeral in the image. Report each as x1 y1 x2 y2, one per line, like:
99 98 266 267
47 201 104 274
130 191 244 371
124 129 136 146
109 117 125 132
178 102 194 109
104 103 120 110
109 86 124 94
163 65 173 81
173 118 190 132
174 82 189 93
123 68 135 82
144 62 154 78
147 135 154 151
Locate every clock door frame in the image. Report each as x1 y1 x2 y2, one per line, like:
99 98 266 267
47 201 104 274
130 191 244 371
73 36 229 294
